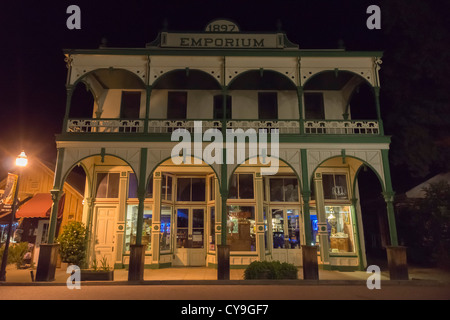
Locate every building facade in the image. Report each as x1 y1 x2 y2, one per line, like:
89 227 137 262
46 19 399 275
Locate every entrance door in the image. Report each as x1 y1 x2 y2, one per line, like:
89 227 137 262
174 207 206 266
94 207 116 268
271 207 302 265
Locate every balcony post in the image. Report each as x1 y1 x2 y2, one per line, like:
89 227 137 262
62 85 74 133
297 86 304 134
144 85 152 133
300 149 312 245
373 86 384 135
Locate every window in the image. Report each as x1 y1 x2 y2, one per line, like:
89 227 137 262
209 176 215 201
272 208 301 249
176 178 206 202
213 95 232 119
326 206 354 253
96 173 120 198
125 204 152 252
269 178 299 202
120 91 141 119
304 92 325 119
127 173 153 198
209 207 215 251
160 206 172 252
258 92 278 119
167 91 187 119
161 174 173 201
322 174 348 200
228 173 254 199
227 206 256 251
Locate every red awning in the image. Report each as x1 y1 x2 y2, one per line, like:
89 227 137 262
16 193 65 219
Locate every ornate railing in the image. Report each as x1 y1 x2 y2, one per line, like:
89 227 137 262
304 120 379 135
67 119 144 133
66 119 379 135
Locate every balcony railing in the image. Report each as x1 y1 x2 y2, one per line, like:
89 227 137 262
66 118 380 135
304 120 380 135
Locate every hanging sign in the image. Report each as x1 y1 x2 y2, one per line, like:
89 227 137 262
0 173 18 211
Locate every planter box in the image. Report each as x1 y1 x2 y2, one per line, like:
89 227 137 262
80 269 114 281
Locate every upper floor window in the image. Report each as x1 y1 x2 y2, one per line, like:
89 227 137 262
96 172 120 198
258 92 278 119
322 173 348 200
304 92 325 119
167 91 187 119
213 95 232 119
120 91 141 119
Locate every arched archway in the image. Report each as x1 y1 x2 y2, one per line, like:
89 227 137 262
308 154 390 270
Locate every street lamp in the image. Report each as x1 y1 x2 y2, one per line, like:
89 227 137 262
0 151 28 281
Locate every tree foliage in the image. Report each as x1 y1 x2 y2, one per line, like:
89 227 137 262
397 181 450 269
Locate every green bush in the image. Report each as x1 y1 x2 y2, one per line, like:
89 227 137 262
244 260 298 280
57 221 87 266
0 242 29 268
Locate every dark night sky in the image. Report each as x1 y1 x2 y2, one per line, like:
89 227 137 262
1 0 437 193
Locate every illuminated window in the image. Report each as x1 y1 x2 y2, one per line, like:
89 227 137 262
322 174 348 200
227 206 255 251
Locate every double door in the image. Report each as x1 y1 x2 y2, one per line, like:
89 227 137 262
174 207 206 266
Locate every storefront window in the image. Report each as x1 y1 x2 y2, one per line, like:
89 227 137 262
309 207 319 246
326 206 354 253
125 204 152 252
161 174 173 201
160 206 172 252
227 206 256 251
177 178 206 202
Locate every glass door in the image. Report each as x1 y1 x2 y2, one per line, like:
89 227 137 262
174 207 206 266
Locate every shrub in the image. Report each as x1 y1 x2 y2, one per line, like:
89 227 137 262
57 221 87 267
0 242 29 268
244 260 298 280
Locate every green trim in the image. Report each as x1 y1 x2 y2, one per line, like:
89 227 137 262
56 133 391 144
322 264 360 272
47 148 65 244
135 148 148 245
300 149 312 244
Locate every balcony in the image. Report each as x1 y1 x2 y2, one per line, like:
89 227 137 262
67 118 380 135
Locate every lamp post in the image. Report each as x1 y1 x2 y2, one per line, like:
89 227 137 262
0 151 28 281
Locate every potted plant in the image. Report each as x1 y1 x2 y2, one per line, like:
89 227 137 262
80 255 114 281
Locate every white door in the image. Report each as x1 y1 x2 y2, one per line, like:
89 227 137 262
94 207 116 269
174 207 206 266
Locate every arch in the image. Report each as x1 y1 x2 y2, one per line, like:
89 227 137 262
345 81 377 120
151 68 222 90
227 69 297 90
59 153 140 195
308 154 386 194
302 69 374 89
71 67 146 89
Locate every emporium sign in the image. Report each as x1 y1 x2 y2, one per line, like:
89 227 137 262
160 19 285 49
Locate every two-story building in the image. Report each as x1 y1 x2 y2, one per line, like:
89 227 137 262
37 19 402 280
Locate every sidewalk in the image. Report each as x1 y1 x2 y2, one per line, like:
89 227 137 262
2 264 450 285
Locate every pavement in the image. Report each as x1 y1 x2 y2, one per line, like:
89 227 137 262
1 263 450 284
1 265 450 301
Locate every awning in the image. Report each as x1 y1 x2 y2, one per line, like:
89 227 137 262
16 193 65 219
